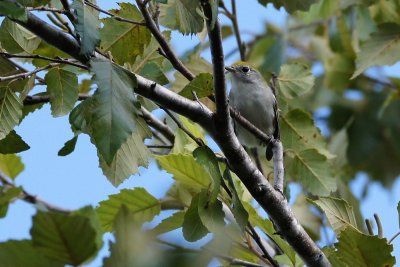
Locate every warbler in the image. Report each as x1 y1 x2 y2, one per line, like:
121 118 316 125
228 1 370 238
226 64 280 160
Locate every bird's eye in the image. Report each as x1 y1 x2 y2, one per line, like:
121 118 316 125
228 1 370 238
242 66 250 73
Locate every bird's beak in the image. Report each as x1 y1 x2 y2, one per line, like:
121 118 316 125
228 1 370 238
225 66 236 73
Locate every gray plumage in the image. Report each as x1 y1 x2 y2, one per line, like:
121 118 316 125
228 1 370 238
226 64 279 160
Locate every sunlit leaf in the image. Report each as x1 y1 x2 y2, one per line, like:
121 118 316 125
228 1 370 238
182 193 208 242
31 211 100 266
0 18 40 54
0 153 24 179
150 211 185 235
0 1 27 21
45 68 78 117
278 63 315 99
312 197 358 235
100 3 151 64
286 149 336 196
138 62 169 85
197 190 225 233
352 24 400 78
97 188 160 231
71 0 100 57
178 73 213 100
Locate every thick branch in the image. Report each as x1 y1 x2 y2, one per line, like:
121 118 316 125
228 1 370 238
14 10 330 266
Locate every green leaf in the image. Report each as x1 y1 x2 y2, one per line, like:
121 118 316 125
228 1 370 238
0 153 24 179
0 1 27 21
0 130 30 154
17 0 51 7
370 0 400 24
159 0 204 35
0 186 22 205
325 54 354 91
100 3 151 64
31 42 70 67
334 227 396 267
223 169 248 231
352 24 400 78
280 109 333 157
0 87 23 140
178 73 213 100
0 240 63 267
193 146 221 203
89 58 149 164
248 36 285 75
138 62 169 85
132 32 171 71
182 193 209 241
58 136 78 156
98 131 151 187
156 153 211 190
258 0 317 14
170 115 206 154
0 18 40 54
277 63 315 99
292 194 321 240
299 0 338 22
197 190 225 233
45 68 78 117
31 211 100 266
103 205 161 267
97 188 161 231
72 206 104 251
71 0 100 57
150 211 185 235
287 149 336 196
312 197 358 235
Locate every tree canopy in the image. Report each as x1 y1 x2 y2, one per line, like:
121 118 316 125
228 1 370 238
0 0 399 266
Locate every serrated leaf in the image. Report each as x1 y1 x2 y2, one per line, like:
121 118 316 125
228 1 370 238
103 205 161 267
156 154 210 190
287 149 336 196
280 109 333 157
352 24 400 78
31 42 70 67
258 0 317 14
97 188 160 231
0 130 29 153
312 197 358 235
72 206 104 251
58 135 78 156
0 240 63 267
334 227 396 267
178 73 213 100
0 18 40 54
100 3 151 64
150 211 185 235
193 146 221 203
182 193 209 241
99 131 151 187
299 0 339 22
31 211 100 266
0 87 23 140
197 190 225 233
278 63 315 99
0 1 27 21
159 0 204 35
71 0 100 57
0 153 24 179
89 58 149 164
45 68 78 117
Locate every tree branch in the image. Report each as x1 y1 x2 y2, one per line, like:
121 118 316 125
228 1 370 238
0 63 58 82
140 107 175 144
135 0 195 80
14 10 330 266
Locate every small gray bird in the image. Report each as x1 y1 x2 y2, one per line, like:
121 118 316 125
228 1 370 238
226 64 280 160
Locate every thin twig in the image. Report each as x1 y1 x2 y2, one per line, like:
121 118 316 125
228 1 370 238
247 224 280 267
230 0 245 61
161 106 205 147
365 219 374 235
84 0 146 26
0 52 88 70
0 63 59 82
140 107 175 144
59 0 76 22
146 145 173 149
23 94 89 105
389 231 400 244
27 7 67 13
0 172 71 213
136 0 194 80
53 11 77 39
374 213 383 238
0 55 46 84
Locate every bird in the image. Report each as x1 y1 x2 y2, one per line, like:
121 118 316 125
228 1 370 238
226 64 280 161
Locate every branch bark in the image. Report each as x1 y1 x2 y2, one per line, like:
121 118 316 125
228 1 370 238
14 10 330 267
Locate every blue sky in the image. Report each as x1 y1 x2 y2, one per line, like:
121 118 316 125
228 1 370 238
0 1 399 266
